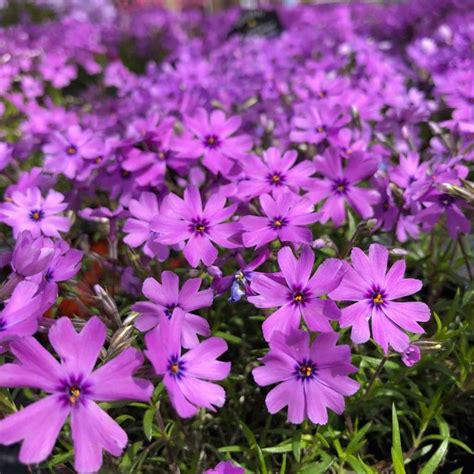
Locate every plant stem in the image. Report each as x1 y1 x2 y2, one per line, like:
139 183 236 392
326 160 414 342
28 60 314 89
458 236 473 281
363 356 388 399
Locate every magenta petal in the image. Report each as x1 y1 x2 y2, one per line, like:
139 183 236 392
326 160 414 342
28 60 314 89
87 348 153 402
49 316 106 377
265 379 293 415
177 377 226 411
71 400 127 473
0 395 68 465
164 374 199 418
340 301 371 344
182 337 230 380
304 380 329 424
6 337 65 391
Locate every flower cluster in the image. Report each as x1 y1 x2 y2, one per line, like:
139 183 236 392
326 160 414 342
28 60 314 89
0 0 471 471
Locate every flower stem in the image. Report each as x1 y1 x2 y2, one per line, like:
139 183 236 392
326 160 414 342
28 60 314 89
363 355 388 399
458 236 472 281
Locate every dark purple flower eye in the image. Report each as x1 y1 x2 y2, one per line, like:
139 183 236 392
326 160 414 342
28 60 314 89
295 359 317 381
66 145 77 156
438 193 454 207
203 135 220 149
270 216 287 229
167 355 185 379
29 209 45 222
332 178 349 194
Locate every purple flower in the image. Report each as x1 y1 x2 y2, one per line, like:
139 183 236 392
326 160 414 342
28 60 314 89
238 147 314 199
253 329 359 424
11 231 55 277
204 461 244 474
329 243 431 353
145 310 230 418
290 103 350 145
133 271 212 348
123 192 170 261
0 317 152 472
307 147 379 226
153 187 240 267
174 108 252 175
212 249 270 302
401 344 421 367
0 142 12 171
0 187 71 238
249 246 344 341
36 239 83 286
241 194 320 248
0 281 44 342
416 192 471 239
43 125 102 179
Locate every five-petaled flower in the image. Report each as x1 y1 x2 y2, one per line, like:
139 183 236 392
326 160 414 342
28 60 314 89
253 329 359 424
145 309 231 418
249 246 345 341
329 243 431 353
0 317 152 473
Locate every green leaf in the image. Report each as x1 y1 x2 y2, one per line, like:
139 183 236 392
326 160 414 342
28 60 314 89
391 403 406 474
143 407 155 441
420 439 449 474
346 422 372 455
292 431 301 462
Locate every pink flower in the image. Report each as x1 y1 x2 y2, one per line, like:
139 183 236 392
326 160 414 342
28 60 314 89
153 187 240 267
253 329 359 424
0 317 152 472
0 187 71 238
329 243 431 353
241 194 320 248
145 310 230 418
249 246 344 341
174 108 252 175
133 271 212 348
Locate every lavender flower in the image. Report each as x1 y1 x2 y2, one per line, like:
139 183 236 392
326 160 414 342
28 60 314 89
0 187 71 238
249 246 344 341
253 329 359 424
329 243 431 353
153 187 240 267
145 310 230 418
241 194 320 248
133 271 212 348
0 317 152 472
307 147 379 226
174 108 252 175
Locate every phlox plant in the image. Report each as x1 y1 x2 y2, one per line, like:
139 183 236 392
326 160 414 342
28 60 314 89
0 1 473 473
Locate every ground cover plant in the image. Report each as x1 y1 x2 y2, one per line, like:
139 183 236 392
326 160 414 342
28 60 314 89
0 0 473 472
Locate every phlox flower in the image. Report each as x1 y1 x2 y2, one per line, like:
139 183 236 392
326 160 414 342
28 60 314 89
145 310 230 418
43 125 102 179
416 192 471 239
329 243 431 353
11 231 55 278
204 461 244 474
253 330 359 424
240 194 320 248
0 317 152 473
307 147 379 226
0 281 44 342
249 246 344 341
0 187 71 238
238 147 314 198
174 108 252 175
123 192 170 261
133 271 212 348
153 187 240 267
290 103 350 145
